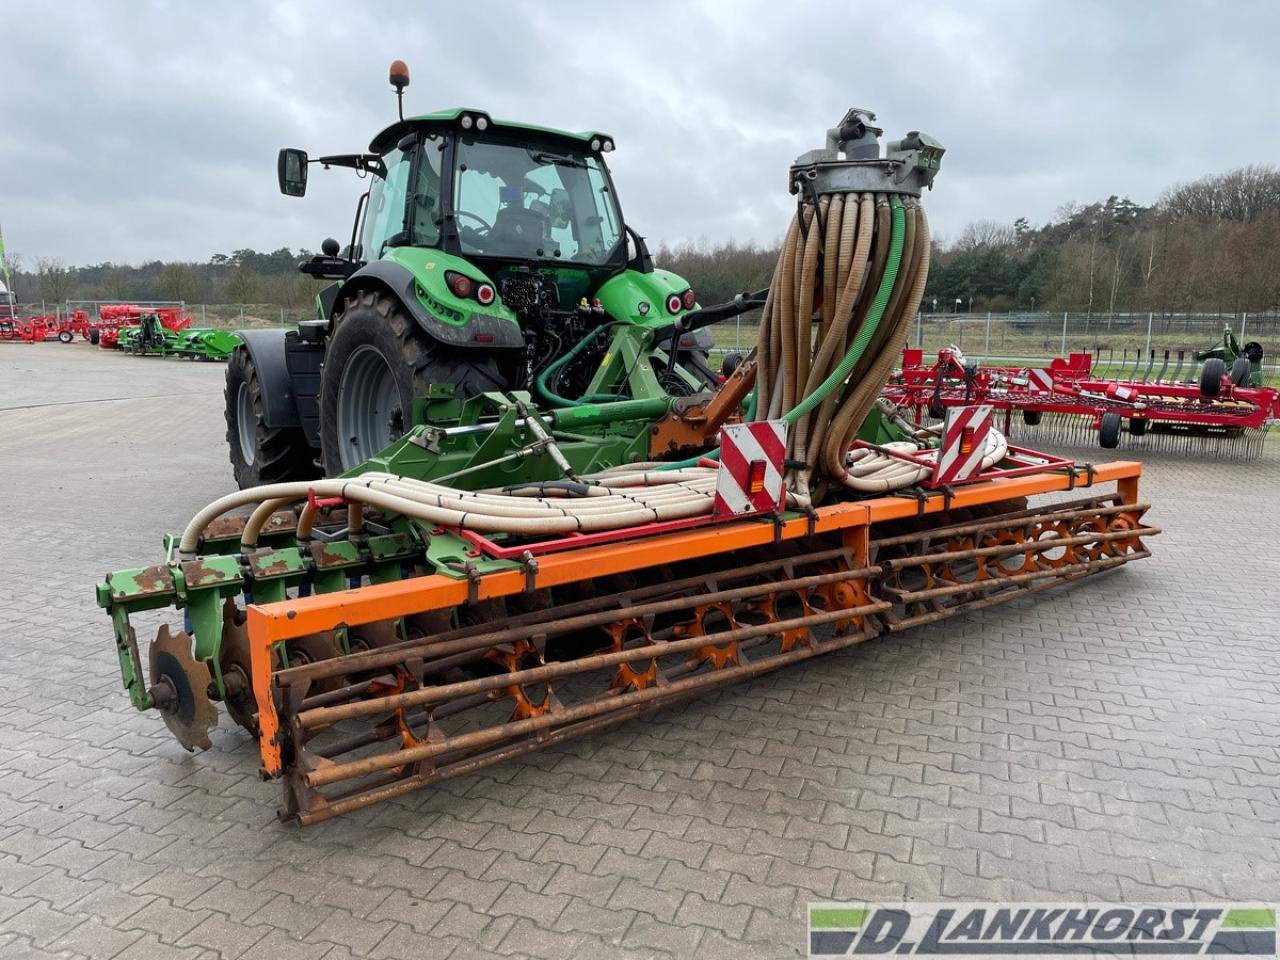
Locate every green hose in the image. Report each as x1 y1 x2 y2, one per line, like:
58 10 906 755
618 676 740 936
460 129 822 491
535 325 626 408
782 197 905 424
655 197 906 471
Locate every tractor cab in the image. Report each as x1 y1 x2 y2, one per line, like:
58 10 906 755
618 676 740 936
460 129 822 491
281 108 636 306
233 59 721 487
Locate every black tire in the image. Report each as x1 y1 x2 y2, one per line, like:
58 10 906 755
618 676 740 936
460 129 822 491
57 329 73 344
319 290 507 476
1229 356 1251 387
1021 409 1042 426
1128 417 1148 436
1099 411 1122 449
225 346 320 489
88 328 100 345
1199 357 1226 398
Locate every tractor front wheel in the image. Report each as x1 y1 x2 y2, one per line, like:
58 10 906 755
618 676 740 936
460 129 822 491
319 291 507 476
225 347 319 489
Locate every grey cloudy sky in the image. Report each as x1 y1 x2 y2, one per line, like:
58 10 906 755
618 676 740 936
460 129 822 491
2 0 1277 266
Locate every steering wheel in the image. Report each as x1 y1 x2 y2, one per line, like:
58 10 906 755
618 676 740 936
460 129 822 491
453 209 492 235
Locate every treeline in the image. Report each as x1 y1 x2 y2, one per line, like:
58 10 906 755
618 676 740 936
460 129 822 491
926 165 1280 313
4 248 323 309
659 166 1280 315
8 165 1279 316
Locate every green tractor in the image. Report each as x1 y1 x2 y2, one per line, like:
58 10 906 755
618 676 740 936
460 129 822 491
227 60 731 487
1195 324 1265 395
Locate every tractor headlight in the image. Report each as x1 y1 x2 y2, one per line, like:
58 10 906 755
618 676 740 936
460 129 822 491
475 116 489 131
460 115 474 130
590 138 602 152
602 139 614 152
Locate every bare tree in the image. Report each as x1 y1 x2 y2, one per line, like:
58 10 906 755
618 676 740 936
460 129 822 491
1161 165 1280 221
955 219 1015 250
36 258 74 305
159 262 195 301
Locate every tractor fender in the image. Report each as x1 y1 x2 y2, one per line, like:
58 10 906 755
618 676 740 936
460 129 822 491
336 260 524 350
234 329 303 429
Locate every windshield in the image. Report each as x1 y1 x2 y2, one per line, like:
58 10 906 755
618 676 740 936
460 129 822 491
453 137 622 265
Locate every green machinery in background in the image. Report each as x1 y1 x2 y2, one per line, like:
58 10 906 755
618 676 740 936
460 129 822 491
116 313 241 361
1195 324 1266 389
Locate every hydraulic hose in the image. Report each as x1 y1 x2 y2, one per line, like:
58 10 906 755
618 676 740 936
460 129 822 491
535 324 626 408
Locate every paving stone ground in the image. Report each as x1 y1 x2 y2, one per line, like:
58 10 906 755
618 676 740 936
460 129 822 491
1 346 1278 960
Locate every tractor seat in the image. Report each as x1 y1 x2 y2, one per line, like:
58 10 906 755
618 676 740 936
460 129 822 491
492 206 550 253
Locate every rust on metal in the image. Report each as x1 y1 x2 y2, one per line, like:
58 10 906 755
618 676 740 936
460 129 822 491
156 461 1161 821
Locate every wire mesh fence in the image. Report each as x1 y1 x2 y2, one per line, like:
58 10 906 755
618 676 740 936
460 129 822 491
10 298 1277 383
709 309 1280 379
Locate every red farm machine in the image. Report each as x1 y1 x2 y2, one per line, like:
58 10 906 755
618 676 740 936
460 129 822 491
886 344 1279 459
0 309 92 344
97 68 1158 825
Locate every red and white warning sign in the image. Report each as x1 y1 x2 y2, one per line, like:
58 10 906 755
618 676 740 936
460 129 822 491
1026 367 1054 392
714 420 787 517
932 405 994 485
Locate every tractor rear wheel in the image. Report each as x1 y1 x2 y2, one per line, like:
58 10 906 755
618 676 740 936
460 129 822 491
225 347 319 489
319 290 507 476
1199 357 1226 398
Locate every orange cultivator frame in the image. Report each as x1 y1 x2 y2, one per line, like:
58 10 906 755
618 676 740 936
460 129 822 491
243 461 1149 820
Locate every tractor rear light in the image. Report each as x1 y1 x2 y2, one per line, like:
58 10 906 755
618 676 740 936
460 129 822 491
679 335 696 347
445 271 474 299
666 293 683 314
473 333 494 343
476 283 496 306
682 289 696 310
960 427 975 455
747 460 767 494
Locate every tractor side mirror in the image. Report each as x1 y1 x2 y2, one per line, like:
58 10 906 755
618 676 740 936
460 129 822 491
278 148 309 197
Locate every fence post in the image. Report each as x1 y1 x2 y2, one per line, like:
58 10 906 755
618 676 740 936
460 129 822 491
1144 311 1153 356
1060 312 1068 356
1241 312 1247 339
201 304 207 324
983 311 992 362
280 307 285 327
916 310 923 347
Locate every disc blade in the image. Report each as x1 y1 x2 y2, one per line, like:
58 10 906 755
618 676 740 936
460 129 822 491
149 625 217 752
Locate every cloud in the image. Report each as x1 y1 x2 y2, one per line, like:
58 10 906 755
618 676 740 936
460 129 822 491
1 0 1277 264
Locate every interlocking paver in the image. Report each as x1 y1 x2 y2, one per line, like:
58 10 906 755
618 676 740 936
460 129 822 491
2 347 1279 959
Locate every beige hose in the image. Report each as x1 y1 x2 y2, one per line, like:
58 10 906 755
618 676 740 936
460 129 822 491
747 194 998 498
198 465 812 555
